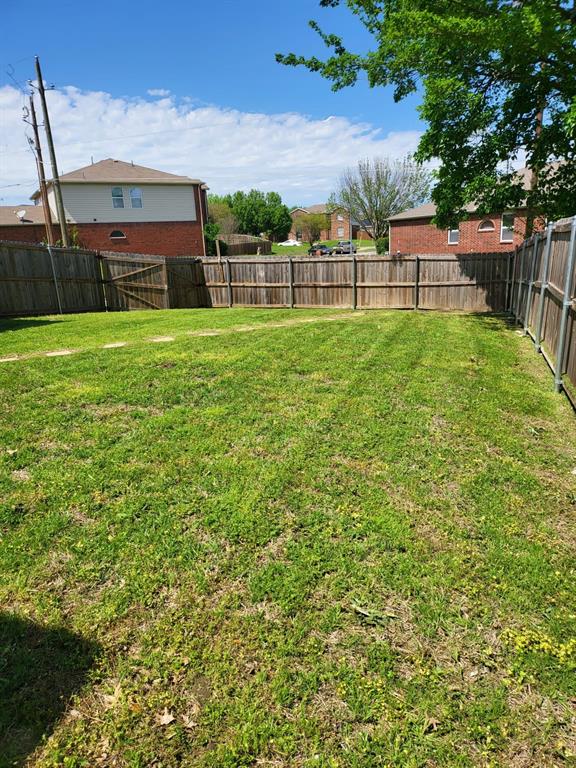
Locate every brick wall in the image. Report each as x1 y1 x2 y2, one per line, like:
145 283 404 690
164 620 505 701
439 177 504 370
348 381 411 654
72 221 205 257
390 214 527 254
0 221 204 257
0 224 58 244
289 210 354 242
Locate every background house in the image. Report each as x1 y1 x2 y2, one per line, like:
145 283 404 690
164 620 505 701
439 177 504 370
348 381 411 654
289 204 372 242
389 203 526 254
387 167 554 254
388 203 526 254
0 159 208 257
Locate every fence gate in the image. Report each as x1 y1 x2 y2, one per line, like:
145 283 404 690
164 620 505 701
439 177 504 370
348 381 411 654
99 255 169 310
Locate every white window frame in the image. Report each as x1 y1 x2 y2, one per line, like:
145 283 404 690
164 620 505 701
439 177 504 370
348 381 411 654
500 213 515 243
109 230 126 239
111 187 125 209
447 226 460 245
129 187 143 209
478 219 495 233
337 214 344 222
337 226 345 238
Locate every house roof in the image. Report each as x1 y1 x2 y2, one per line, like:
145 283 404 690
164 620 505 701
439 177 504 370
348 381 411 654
31 158 205 199
0 205 46 226
388 165 561 222
291 204 330 215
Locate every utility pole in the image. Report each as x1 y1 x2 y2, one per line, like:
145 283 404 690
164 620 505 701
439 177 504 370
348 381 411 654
34 56 69 246
28 95 54 245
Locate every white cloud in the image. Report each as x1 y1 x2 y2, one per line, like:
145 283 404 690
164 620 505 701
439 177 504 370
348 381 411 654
0 84 423 206
147 88 171 97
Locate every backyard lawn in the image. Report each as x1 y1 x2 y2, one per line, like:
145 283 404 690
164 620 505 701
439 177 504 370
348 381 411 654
1 308 575 767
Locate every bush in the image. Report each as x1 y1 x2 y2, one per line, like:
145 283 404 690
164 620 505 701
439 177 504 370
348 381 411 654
375 237 389 254
204 224 227 257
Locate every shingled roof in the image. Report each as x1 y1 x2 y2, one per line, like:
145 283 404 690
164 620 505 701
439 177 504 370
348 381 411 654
0 205 46 226
31 159 205 199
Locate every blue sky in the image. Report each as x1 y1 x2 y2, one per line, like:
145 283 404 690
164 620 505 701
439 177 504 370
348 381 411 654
1 0 424 206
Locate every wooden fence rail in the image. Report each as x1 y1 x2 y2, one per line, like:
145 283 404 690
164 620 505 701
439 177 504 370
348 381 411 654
0 242 514 316
510 216 576 407
200 253 511 312
0 242 513 316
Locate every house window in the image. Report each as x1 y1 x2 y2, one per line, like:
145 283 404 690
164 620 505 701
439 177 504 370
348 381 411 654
111 187 124 208
130 187 143 208
478 219 495 232
448 227 460 245
337 214 344 222
501 213 515 243
110 230 126 239
337 227 345 238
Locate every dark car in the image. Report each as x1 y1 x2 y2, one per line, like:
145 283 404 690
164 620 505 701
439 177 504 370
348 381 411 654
331 241 357 254
307 243 333 256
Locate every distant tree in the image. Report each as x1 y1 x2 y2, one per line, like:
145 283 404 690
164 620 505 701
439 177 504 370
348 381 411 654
277 1 576 231
293 212 329 247
208 195 237 235
331 157 432 240
225 190 292 241
204 222 227 257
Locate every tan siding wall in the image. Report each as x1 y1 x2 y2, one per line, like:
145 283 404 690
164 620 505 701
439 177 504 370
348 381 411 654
58 183 198 224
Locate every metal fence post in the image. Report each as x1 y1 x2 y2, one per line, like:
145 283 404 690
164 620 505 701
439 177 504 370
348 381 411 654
514 240 526 321
225 258 233 308
523 232 539 336
506 246 518 314
288 258 294 308
351 255 357 310
534 222 553 353
554 216 576 392
47 244 63 314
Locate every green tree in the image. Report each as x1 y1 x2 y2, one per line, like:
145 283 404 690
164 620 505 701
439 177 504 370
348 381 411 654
331 156 432 239
225 190 293 241
278 1 576 231
293 212 330 247
208 195 237 235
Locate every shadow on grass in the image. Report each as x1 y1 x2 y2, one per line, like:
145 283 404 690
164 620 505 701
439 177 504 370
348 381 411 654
0 613 100 767
0 318 57 333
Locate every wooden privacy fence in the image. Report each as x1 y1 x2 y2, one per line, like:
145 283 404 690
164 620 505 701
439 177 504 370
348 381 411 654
0 241 104 316
510 216 576 406
201 253 512 312
99 252 211 311
0 243 211 316
218 234 272 256
0 241 514 316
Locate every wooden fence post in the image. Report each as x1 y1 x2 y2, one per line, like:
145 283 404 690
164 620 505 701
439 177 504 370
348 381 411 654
534 222 554 353
226 259 233 308
351 255 357 310
506 250 514 312
554 216 576 392
414 256 420 309
288 258 294 308
523 232 540 336
162 259 170 309
514 240 526 322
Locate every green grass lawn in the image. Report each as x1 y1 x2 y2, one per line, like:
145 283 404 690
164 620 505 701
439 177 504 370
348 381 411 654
1 309 575 767
271 239 366 256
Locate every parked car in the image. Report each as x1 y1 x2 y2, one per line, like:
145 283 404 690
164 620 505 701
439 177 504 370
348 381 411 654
308 243 333 256
331 241 357 254
277 239 301 247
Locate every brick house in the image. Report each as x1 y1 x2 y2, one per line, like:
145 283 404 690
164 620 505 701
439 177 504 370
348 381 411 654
289 204 373 242
0 159 208 257
388 202 527 254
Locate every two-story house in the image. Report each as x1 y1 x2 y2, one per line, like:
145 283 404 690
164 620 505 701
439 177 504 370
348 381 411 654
288 204 373 242
0 159 208 257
